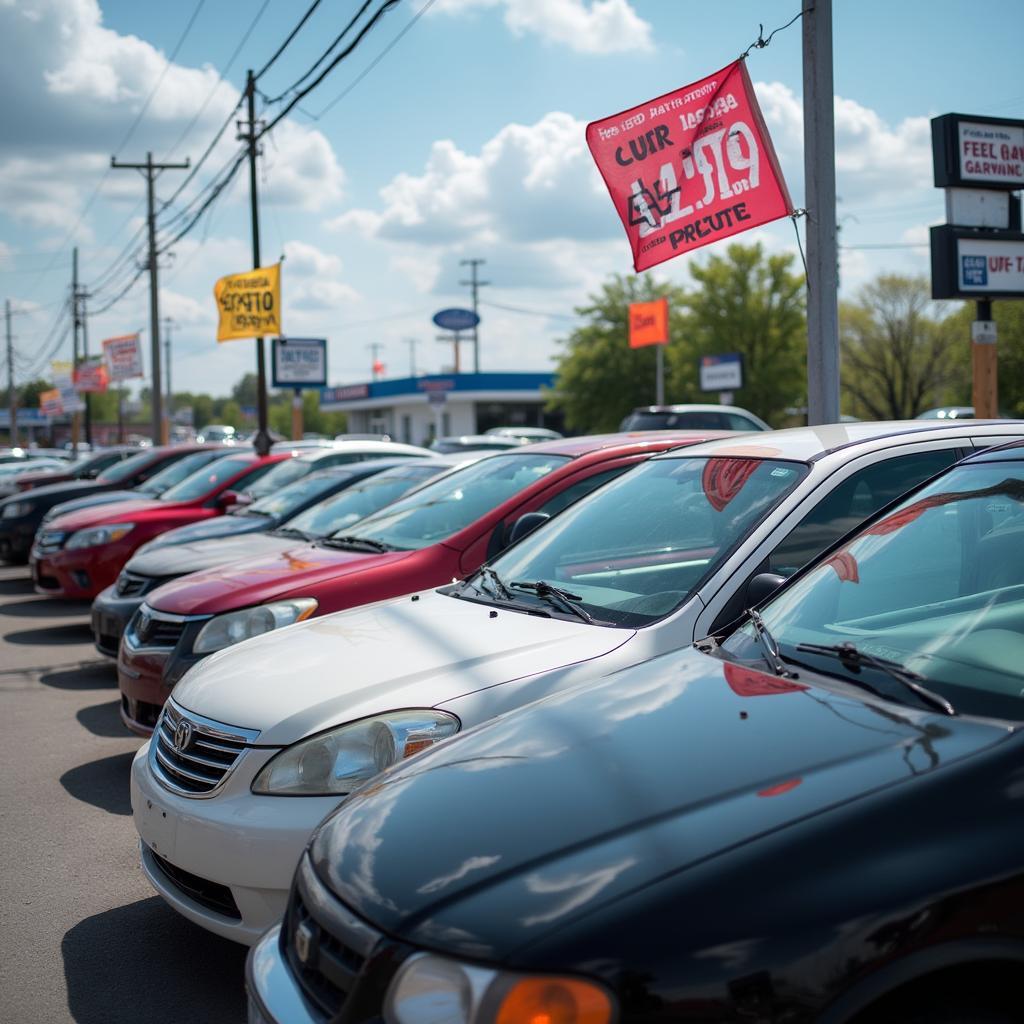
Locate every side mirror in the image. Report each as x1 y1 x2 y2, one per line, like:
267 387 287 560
217 490 243 509
506 511 551 547
746 572 788 607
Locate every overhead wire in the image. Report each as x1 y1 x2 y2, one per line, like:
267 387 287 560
255 0 324 79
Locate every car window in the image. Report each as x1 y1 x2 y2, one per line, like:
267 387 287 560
768 449 960 576
97 450 159 484
726 413 759 431
536 465 631 519
243 457 307 499
136 450 231 495
160 454 256 502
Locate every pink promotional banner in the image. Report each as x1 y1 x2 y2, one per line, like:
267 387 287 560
587 60 793 272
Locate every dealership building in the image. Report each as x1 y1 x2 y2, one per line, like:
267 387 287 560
319 372 560 446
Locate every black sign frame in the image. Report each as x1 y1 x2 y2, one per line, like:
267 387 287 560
932 113 1024 191
930 224 1024 300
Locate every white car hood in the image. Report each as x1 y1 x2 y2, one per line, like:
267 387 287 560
173 589 635 747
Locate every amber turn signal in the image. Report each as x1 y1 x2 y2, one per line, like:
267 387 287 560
494 976 614 1024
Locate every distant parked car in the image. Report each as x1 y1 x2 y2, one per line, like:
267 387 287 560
197 424 237 444
917 405 975 419
620 403 770 432
429 434 525 453
249 437 1024 1024
485 426 564 442
0 458 69 498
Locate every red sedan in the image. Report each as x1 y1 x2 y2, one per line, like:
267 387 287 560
116 432 722 734
31 450 291 600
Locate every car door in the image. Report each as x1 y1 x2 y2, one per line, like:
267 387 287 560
694 442 967 637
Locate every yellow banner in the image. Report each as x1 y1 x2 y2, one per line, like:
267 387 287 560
214 263 282 342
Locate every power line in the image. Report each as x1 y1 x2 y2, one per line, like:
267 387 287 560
255 0 324 79
313 0 438 120
480 300 580 322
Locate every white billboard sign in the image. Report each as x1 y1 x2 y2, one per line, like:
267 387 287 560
102 333 145 381
958 121 1024 188
956 237 1024 295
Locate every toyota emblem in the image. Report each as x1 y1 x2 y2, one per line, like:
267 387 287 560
173 720 194 753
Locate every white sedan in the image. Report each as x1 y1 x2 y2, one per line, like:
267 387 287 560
131 419 1024 943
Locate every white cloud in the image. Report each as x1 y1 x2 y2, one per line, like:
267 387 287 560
433 0 652 54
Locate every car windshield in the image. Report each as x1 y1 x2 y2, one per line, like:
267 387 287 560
337 453 569 551
722 459 1024 720
97 450 156 484
160 454 254 502
244 470 354 520
243 456 307 499
621 410 757 431
288 464 447 538
486 456 807 627
135 450 230 495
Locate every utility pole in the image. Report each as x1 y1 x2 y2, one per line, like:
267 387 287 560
111 151 190 445
237 69 271 455
405 338 418 377
802 0 840 424
163 316 174 434
5 300 15 447
459 258 489 374
80 286 92 446
71 247 81 453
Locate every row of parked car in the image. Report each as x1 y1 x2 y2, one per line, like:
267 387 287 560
5 416 1024 1023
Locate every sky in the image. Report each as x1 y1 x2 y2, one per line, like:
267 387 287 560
1 0 1022 399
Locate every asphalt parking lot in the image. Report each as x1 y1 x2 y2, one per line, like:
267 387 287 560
0 565 247 1024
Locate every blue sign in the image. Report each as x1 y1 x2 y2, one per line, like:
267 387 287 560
961 255 988 287
432 308 479 331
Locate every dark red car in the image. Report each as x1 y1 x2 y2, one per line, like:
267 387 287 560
116 432 722 734
30 450 291 601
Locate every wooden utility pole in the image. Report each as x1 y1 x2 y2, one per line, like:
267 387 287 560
5 300 15 447
802 0 840 424
111 152 190 445
459 258 488 373
71 247 81 452
972 299 998 417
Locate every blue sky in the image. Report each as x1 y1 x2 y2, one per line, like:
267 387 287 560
1 0 1022 397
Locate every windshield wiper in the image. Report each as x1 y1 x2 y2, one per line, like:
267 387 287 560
322 534 399 553
795 642 955 716
510 580 593 624
747 608 796 678
474 566 512 601
273 526 312 541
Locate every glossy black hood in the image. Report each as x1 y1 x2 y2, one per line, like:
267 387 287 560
311 647 1010 965
3 477 122 510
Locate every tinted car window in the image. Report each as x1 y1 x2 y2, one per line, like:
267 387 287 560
160 455 256 502
97 450 159 484
768 449 959 575
136 450 232 496
243 457 307 499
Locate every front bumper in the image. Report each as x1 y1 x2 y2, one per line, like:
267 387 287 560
130 740 340 945
92 584 145 658
30 544 120 599
246 926 318 1024
0 517 39 563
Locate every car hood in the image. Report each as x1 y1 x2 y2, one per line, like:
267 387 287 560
47 489 142 518
173 589 635 747
146 542 405 615
126 531 296 578
138 513 272 552
16 479 127 509
46 497 168 532
311 647 1010 956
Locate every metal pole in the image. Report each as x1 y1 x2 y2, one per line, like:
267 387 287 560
655 345 665 405
71 247 81 453
80 290 92 447
5 300 16 447
406 338 418 377
802 0 840 425
163 316 173 428
459 258 489 374
242 69 271 456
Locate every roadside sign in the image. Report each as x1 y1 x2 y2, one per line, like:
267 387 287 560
628 298 669 348
40 389 63 416
932 114 1024 191
432 308 479 331
971 321 997 344
214 263 282 341
930 226 1024 299
102 333 144 380
427 391 447 405
74 356 109 393
50 360 85 413
271 338 327 388
699 352 744 392
587 59 792 272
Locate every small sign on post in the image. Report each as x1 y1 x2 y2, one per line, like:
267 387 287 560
699 352 744 393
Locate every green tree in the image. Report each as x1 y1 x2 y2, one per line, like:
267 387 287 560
840 276 961 420
683 243 806 425
17 379 51 408
548 275 694 433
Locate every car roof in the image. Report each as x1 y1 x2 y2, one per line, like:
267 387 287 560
308 457 448 478
648 420 1024 464
292 441 430 462
522 430 733 458
630 404 761 416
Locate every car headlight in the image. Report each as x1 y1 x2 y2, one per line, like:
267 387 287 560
65 522 135 549
251 710 460 796
192 598 318 655
384 953 616 1024
2 501 33 519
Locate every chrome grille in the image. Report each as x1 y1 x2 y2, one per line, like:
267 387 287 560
150 701 259 797
126 606 190 650
116 570 157 597
282 855 380 1019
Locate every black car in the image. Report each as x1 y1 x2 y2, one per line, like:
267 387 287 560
91 457 449 656
248 441 1024 1024
0 445 222 564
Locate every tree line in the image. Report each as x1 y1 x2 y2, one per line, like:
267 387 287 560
548 242 1024 430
